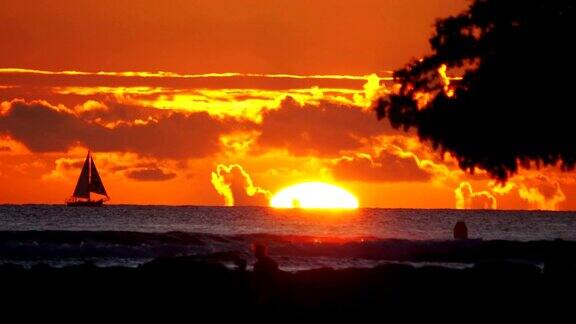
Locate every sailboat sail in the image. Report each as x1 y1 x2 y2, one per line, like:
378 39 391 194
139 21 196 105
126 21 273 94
70 152 108 200
72 154 91 199
90 158 108 197
67 151 109 206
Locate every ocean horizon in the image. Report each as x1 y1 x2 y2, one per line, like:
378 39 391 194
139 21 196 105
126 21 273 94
2 205 575 270
2 205 576 239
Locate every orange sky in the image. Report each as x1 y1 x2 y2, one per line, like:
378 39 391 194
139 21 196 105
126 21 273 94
1 0 575 210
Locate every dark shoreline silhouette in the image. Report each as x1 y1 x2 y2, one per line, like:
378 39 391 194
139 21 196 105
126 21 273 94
2 235 576 319
1 253 574 319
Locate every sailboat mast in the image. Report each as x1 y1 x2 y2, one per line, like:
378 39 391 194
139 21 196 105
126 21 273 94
88 152 91 201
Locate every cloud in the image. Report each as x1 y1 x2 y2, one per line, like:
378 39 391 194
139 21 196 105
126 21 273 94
517 175 566 210
1 71 393 146
71 101 166 128
42 156 85 180
0 68 384 82
489 181 516 195
487 173 567 210
353 73 388 108
49 82 381 123
0 99 97 152
438 64 455 97
256 97 388 156
210 164 271 206
0 99 226 159
455 182 497 209
350 134 465 184
125 168 176 181
331 150 431 183
73 100 109 114
1 68 390 122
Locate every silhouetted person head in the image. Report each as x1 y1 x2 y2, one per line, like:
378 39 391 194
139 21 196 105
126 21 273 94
251 242 278 274
234 258 247 271
454 221 468 240
252 242 269 260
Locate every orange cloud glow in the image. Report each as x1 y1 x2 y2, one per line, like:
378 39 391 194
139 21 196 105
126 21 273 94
211 164 271 206
455 182 497 210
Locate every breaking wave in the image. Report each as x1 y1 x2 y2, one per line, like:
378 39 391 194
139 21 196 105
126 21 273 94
2 230 573 270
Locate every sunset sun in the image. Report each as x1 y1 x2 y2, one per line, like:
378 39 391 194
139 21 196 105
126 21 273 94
270 182 359 209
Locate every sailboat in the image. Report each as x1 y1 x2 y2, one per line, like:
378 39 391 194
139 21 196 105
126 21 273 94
66 151 109 207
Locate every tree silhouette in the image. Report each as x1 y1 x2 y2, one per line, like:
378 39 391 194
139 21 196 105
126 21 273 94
375 0 575 181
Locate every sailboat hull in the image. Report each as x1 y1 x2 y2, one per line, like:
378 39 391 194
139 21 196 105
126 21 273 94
66 200 104 207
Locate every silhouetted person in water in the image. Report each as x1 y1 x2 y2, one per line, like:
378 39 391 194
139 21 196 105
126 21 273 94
234 258 247 272
252 242 279 305
454 221 468 240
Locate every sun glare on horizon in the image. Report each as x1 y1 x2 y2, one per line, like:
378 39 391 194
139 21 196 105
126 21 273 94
270 182 359 209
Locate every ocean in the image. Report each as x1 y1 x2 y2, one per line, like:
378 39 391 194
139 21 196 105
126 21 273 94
1 205 575 270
